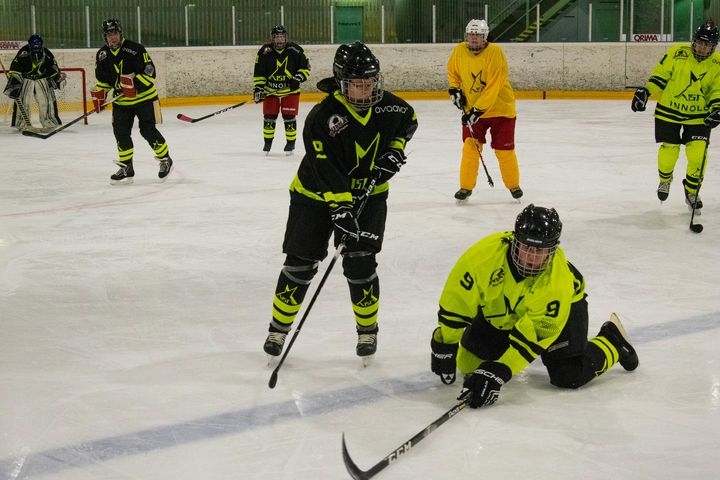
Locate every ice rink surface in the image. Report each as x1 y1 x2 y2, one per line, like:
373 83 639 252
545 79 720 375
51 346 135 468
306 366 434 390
1 99 719 480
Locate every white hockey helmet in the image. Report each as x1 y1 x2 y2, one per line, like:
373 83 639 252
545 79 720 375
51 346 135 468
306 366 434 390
465 19 489 52
465 19 489 36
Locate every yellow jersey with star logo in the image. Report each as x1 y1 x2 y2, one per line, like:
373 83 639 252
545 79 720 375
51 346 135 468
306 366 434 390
645 43 720 124
447 42 516 119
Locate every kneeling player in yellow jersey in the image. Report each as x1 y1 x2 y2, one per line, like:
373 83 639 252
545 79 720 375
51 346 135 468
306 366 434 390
430 205 639 408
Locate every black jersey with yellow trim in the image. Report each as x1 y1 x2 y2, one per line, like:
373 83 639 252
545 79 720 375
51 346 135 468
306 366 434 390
94 38 158 106
289 90 417 208
253 42 311 97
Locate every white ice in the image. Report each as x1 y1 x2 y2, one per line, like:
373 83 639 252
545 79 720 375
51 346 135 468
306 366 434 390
1 99 719 480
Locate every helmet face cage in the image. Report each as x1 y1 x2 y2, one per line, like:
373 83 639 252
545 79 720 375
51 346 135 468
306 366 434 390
28 34 44 61
465 19 489 53
271 25 287 49
102 18 123 48
339 43 384 110
692 21 719 61
511 204 562 277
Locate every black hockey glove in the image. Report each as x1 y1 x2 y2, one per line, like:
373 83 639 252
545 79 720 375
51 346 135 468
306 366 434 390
3 75 22 99
462 108 484 127
431 327 458 385
704 109 720 128
253 87 266 103
459 361 512 408
631 87 649 112
448 88 466 110
330 204 360 242
288 79 300 90
374 149 407 183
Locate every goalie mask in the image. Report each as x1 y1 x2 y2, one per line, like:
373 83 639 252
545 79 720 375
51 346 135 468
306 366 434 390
339 42 384 110
102 18 123 49
692 21 719 62
271 25 288 50
511 204 562 277
28 34 44 62
465 19 489 53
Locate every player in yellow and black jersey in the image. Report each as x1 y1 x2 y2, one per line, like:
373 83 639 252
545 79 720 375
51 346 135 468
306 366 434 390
263 43 417 362
93 18 172 185
632 20 720 212
430 205 639 408
253 25 311 154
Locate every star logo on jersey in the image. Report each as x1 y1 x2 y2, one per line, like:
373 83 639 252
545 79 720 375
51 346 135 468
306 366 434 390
276 285 299 306
349 133 381 175
675 71 707 101
355 285 378 308
468 71 486 94
269 57 290 82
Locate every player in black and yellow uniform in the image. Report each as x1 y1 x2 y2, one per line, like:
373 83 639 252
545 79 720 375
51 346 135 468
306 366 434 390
632 21 720 212
263 43 417 361
253 25 311 155
92 18 173 185
430 205 639 408
3 34 64 130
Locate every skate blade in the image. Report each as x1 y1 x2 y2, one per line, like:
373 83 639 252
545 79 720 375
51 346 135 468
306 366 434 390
284 151 294 156
266 354 280 367
608 313 631 340
455 199 469 206
110 178 134 186
360 355 375 368
158 166 174 183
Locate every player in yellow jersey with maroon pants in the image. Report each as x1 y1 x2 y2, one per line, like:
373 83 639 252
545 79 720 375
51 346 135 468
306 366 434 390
447 19 522 202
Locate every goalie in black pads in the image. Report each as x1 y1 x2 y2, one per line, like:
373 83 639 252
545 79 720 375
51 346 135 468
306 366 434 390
263 43 417 361
430 205 638 408
3 34 63 130
93 18 173 184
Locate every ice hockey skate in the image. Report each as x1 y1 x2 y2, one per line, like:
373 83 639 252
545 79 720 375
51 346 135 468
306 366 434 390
157 156 173 181
510 187 523 201
683 180 702 214
110 161 134 185
263 139 272 156
264 330 287 359
284 140 295 155
657 178 672 202
599 313 639 371
356 324 378 367
454 188 472 204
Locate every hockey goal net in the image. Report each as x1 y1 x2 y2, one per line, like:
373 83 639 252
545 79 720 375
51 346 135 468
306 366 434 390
0 67 88 127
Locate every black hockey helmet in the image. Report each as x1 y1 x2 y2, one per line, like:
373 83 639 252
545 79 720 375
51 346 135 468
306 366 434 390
692 21 719 61
338 42 384 110
27 34 44 61
102 18 122 34
271 25 287 49
511 204 562 277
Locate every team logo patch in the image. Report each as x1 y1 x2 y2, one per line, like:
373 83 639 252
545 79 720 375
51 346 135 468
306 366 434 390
489 268 504 286
144 64 155 76
98 50 107 61
328 114 348 137
674 50 688 59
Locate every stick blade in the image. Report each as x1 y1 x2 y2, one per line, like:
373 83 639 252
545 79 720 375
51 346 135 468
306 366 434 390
342 433 370 480
21 129 51 139
176 113 197 123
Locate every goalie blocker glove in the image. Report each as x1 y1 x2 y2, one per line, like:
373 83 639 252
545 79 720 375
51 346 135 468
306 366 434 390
459 361 512 408
91 89 107 113
448 88 466 110
430 327 458 384
704 109 720 128
631 87 649 112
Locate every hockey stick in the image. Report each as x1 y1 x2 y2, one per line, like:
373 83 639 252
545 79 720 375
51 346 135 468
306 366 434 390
342 397 469 480
465 121 494 187
268 174 380 389
176 101 247 123
689 140 708 233
0 57 33 129
21 94 122 139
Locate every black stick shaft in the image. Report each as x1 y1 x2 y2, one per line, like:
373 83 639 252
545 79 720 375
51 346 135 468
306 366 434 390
689 140 708 232
342 399 468 480
21 94 122 139
466 123 494 187
176 101 247 123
